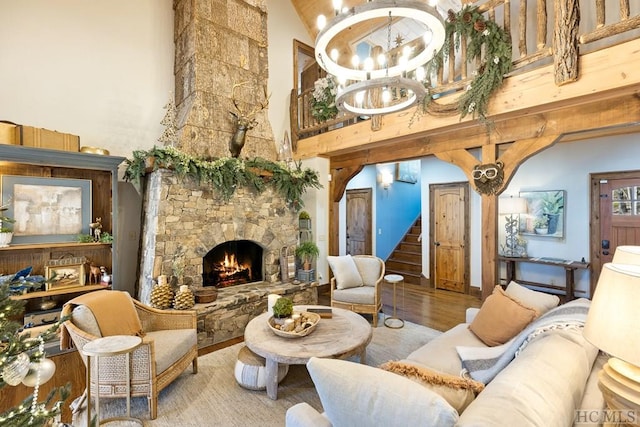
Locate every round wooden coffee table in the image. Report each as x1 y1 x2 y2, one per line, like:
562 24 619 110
244 305 373 400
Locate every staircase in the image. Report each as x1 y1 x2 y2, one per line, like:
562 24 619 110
385 217 423 286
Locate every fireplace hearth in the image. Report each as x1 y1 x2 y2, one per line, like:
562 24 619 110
203 240 263 288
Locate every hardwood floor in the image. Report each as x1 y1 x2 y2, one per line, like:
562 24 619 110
318 282 482 332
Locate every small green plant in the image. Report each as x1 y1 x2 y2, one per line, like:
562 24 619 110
298 211 310 220
295 241 320 268
272 297 293 318
0 201 15 233
534 216 549 228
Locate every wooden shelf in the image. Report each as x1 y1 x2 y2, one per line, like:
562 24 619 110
0 242 111 252
11 284 110 300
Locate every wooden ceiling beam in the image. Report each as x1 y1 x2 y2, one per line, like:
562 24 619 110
328 94 640 170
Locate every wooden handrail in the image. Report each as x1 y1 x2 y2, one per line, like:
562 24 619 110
291 0 640 140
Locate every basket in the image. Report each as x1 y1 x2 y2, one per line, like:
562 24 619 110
195 288 218 303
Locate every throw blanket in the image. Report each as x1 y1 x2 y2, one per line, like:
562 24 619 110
456 298 591 384
60 290 145 349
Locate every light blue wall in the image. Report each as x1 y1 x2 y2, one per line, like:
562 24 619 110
375 163 422 260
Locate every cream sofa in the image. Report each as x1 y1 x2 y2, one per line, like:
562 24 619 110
286 284 606 427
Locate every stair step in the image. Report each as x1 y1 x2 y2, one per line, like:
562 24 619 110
399 242 420 252
385 259 422 273
392 250 422 262
403 233 421 244
410 225 422 235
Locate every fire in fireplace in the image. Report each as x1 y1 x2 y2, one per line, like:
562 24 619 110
203 240 263 288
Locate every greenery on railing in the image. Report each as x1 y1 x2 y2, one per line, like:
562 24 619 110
418 5 513 123
123 146 322 210
310 75 339 122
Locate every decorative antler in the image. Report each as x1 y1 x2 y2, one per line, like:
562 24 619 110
230 82 271 130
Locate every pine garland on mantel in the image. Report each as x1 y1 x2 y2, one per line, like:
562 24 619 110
415 5 513 123
123 146 321 210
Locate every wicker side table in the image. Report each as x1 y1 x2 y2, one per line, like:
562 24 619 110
81 335 143 426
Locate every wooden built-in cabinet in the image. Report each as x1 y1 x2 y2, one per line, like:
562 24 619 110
0 144 124 321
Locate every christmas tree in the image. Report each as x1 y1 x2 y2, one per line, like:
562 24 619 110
158 94 178 147
0 268 69 426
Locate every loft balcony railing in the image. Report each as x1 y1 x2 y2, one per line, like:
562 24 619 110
290 0 640 146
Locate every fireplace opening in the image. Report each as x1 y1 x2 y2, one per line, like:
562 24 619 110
203 240 263 288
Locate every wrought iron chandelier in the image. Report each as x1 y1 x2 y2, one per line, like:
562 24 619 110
315 0 446 115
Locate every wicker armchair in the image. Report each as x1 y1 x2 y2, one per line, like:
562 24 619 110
61 294 198 419
329 255 385 327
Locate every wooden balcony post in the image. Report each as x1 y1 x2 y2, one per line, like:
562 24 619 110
553 0 580 85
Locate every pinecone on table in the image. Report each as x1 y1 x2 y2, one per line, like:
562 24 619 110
150 282 173 309
173 286 195 310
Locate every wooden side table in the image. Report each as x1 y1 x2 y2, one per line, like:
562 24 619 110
81 335 143 426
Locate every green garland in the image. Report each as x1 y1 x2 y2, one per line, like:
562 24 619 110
123 146 322 210
421 5 512 122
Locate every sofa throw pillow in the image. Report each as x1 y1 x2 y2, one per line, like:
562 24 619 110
327 255 363 289
380 360 485 412
505 281 560 315
306 357 458 427
469 286 538 346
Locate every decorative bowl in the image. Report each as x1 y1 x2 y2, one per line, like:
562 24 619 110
267 311 320 338
80 146 110 155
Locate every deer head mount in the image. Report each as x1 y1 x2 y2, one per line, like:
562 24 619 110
230 81 270 130
228 82 270 158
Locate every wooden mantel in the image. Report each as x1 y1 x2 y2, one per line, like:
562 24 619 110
295 37 640 300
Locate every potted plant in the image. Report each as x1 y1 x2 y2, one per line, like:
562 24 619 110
272 296 293 323
298 211 311 230
295 241 319 271
0 200 15 248
533 216 549 235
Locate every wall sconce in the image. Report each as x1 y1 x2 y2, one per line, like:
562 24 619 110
380 171 393 189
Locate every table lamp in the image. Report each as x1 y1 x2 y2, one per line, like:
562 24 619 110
612 245 640 265
498 196 527 257
583 262 640 422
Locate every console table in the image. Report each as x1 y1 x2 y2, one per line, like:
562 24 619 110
499 256 590 300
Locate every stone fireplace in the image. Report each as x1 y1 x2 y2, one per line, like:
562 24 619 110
136 170 318 349
135 0 318 350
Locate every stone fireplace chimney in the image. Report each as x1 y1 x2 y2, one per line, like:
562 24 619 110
173 0 275 160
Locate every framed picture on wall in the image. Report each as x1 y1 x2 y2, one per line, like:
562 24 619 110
395 160 419 184
1 175 92 244
519 190 565 238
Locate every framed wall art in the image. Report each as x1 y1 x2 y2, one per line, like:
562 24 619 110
1 175 92 244
45 262 86 290
519 190 566 238
395 160 420 184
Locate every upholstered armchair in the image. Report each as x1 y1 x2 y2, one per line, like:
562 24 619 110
328 255 385 327
61 290 198 419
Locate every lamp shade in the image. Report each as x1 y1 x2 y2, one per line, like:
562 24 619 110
612 245 640 265
583 263 640 367
498 197 527 215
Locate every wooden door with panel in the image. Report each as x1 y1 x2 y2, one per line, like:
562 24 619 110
430 183 470 293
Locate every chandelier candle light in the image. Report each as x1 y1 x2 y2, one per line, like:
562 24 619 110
315 0 446 115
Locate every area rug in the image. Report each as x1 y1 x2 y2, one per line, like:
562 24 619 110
73 315 441 426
